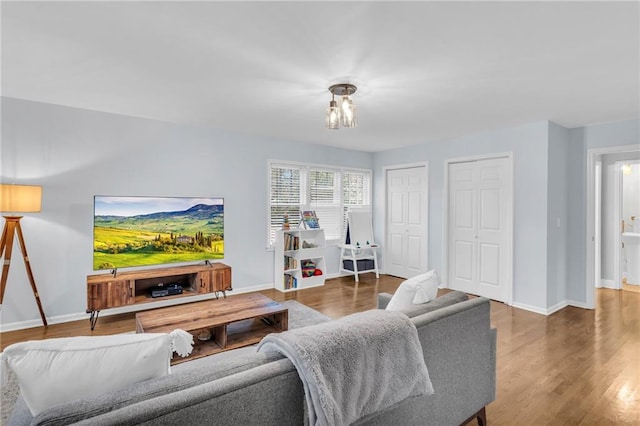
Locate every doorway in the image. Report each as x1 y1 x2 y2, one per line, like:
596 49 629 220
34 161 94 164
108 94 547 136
620 160 640 292
587 145 640 307
446 154 513 303
384 164 428 279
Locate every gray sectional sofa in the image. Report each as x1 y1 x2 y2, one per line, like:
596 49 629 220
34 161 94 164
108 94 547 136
8 291 496 426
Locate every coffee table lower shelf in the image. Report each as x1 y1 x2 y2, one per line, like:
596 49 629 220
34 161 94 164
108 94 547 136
185 316 287 364
134 294 288 365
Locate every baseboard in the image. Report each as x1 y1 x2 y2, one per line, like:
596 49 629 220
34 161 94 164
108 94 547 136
510 302 550 316
0 315 55 333
0 282 276 333
546 301 569 315
511 301 568 316
600 279 617 289
511 298 596 316
567 300 593 310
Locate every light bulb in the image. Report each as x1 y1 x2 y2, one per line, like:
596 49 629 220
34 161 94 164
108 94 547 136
326 100 340 129
341 98 357 128
341 96 351 113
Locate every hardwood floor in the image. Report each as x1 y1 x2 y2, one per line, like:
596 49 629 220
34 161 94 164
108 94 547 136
622 282 640 293
490 287 640 425
1 274 639 425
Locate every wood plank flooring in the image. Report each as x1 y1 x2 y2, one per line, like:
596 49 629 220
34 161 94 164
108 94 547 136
1 274 639 425
622 282 640 293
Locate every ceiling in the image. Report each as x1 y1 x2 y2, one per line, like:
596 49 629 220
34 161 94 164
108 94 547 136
2 1 638 152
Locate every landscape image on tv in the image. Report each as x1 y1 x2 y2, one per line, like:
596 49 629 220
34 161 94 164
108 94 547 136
93 196 224 270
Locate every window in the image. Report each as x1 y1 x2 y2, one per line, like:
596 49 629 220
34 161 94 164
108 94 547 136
270 165 304 234
342 169 371 235
268 162 371 244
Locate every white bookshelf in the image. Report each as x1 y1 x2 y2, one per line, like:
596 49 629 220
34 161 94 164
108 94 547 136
274 228 326 292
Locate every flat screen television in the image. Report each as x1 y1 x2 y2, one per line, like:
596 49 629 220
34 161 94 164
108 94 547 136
93 196 224 270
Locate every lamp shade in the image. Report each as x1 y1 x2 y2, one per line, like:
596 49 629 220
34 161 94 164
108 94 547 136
0 184 42 213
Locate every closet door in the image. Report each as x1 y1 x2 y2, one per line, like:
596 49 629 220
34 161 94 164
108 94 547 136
386 166 427 278
448 157 511 302
448 162 477 294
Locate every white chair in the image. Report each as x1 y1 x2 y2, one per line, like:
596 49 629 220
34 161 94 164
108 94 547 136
340 211 380 282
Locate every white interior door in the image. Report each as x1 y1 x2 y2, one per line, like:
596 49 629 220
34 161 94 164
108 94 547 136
448 162 477 294
448 157 512 302
386 166 427 278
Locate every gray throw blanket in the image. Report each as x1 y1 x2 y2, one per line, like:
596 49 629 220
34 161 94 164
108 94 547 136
256 309 433 426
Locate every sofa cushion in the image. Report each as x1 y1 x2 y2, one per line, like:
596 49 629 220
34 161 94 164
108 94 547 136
1 333 174 417
16 348 283 426
386 270 440 311
399 290 469 318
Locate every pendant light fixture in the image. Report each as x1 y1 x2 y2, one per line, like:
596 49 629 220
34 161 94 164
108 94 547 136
326 93 340 129
326 83 357 129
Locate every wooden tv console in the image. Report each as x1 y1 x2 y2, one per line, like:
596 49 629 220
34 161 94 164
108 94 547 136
86 262 231 330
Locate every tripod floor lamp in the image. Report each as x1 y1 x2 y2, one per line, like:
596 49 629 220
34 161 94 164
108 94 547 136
0 184 47 326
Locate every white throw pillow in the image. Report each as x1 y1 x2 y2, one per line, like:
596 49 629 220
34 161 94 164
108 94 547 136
386 270 440 311
1 333 174 416
413 270 440 303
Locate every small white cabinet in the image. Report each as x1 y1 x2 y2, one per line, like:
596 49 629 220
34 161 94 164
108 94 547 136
274 229 326 292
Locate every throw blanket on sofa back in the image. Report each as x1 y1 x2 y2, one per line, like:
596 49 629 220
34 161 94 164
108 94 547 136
257 309 433 426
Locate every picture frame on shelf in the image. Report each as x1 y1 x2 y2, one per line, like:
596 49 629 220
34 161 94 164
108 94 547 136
301 211 320 229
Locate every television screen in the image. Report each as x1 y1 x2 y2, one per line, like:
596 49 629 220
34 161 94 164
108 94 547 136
93 196 224 270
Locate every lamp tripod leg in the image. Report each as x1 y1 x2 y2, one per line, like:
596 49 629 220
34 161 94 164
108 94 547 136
0 218 47 326
0 220 16 305
0 220 8 253
14 222 48 326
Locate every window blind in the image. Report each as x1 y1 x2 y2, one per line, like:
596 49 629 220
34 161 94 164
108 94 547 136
269 165 304 243
268 162 371 245
310 168 341 240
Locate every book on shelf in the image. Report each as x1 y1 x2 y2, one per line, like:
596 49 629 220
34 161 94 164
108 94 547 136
283 273 298 290
284 233 300 251
284 255 297 270
301 211 320 229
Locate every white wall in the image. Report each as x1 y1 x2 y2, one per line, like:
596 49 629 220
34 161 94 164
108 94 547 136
372 121 550 311
0 97 373 329
547 122 570 307
584 120 640 151
566 127 588 303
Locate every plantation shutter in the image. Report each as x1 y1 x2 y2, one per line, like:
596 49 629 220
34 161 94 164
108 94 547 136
310 168 341 240
343 170 372 232
343 170 371 205
268 162 372 245
270 165 305 243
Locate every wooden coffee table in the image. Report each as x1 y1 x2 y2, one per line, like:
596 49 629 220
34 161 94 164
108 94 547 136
135 293 288 364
